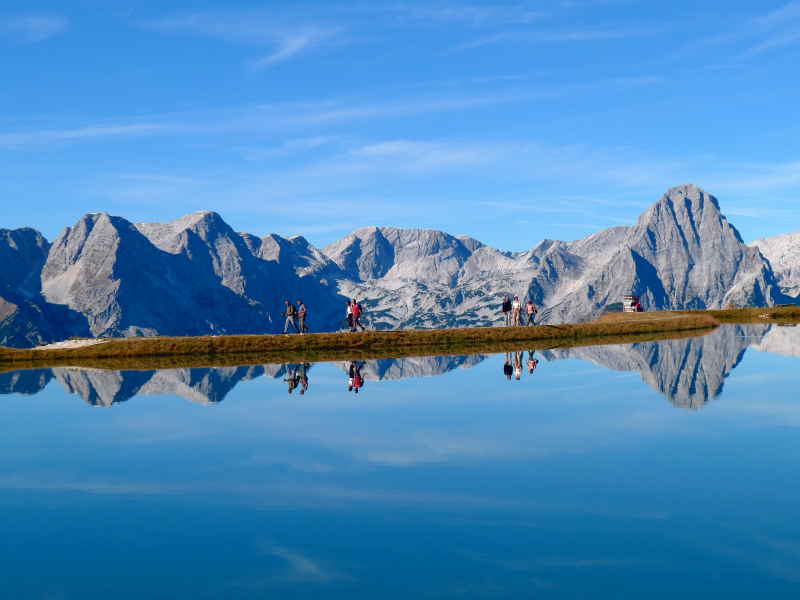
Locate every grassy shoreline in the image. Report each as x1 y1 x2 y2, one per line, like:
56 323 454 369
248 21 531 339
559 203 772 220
1 306 797 372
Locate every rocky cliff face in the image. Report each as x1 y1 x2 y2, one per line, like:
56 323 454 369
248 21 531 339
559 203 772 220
36 211 346 340
0 227 89 347
325 184 787 329
751 232 800 298
0 184 795 347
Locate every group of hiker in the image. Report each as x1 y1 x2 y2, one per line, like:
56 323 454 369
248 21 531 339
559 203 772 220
283 294 539 334
503 351 540 380
282 300 309 335
344 300 368 332
501 296 538 326
282 298 371 334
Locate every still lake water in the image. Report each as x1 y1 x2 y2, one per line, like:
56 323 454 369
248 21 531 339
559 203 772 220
1 324 800 599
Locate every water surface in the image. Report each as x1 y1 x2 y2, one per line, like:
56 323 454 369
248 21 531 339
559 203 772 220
2 324 800 599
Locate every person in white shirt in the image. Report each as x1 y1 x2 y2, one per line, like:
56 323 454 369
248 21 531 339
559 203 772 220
345 300 354 332
511 296 522 326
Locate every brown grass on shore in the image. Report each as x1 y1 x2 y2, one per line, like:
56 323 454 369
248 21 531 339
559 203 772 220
0 326 717 374
0 311 722 371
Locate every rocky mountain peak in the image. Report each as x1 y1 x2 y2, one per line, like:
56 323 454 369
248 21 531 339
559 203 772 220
1 185 797 348
751 231 800 298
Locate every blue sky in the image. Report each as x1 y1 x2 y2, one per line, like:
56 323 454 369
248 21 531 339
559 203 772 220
2 1 800 251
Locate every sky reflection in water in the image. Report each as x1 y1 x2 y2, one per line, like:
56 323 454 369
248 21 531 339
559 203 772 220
1 324 800 599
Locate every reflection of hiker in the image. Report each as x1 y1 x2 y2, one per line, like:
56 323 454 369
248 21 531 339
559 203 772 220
502 296 512 326
344 300 354 332
297 299 308 334
352 299 366 331
525 300 537 325
285 364 299 394
503 353 513 380
514 351 523 380
283 301 300 334
353 361 365 393
348 360 366 392
348 361 355 390
527 351 539 374
512 296 522 326
298 362 310 395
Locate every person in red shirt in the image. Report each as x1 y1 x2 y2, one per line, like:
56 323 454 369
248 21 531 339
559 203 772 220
352 298 366 331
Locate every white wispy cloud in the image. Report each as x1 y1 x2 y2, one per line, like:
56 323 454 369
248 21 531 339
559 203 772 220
0 123 170 148
448 24 658 53
138 11 342 68
0 15 67 44
371 3 545 28
680 1 800 58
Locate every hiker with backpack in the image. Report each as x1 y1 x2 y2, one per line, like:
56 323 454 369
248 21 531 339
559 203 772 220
525 300 538 325
502 296 512 326
352 298 366 331
297 299 308 334
282 300 300 334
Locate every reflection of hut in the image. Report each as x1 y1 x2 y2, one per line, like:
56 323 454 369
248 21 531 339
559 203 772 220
623 295 640 313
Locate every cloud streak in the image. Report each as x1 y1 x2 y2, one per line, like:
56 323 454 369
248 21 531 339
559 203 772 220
0 123 171 148
138 11 341 67
0 15 67 44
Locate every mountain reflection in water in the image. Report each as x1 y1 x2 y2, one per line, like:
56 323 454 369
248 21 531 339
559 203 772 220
1 324 798 408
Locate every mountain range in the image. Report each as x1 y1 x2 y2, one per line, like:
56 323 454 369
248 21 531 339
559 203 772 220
1 183 798 347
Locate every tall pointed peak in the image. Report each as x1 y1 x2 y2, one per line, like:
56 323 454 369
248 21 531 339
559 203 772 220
659 183 721 211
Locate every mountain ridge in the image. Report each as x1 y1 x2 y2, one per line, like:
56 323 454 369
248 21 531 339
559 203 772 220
1 184 796 347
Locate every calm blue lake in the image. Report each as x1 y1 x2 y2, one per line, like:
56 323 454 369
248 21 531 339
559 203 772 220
1 323 800 599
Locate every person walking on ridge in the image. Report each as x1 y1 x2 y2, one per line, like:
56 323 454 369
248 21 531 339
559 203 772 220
345 300 354 332
525 299 537 325
297 299 308 334
502 296 512 326
283 301 300 334
352 298 366 332
512 296 522 326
